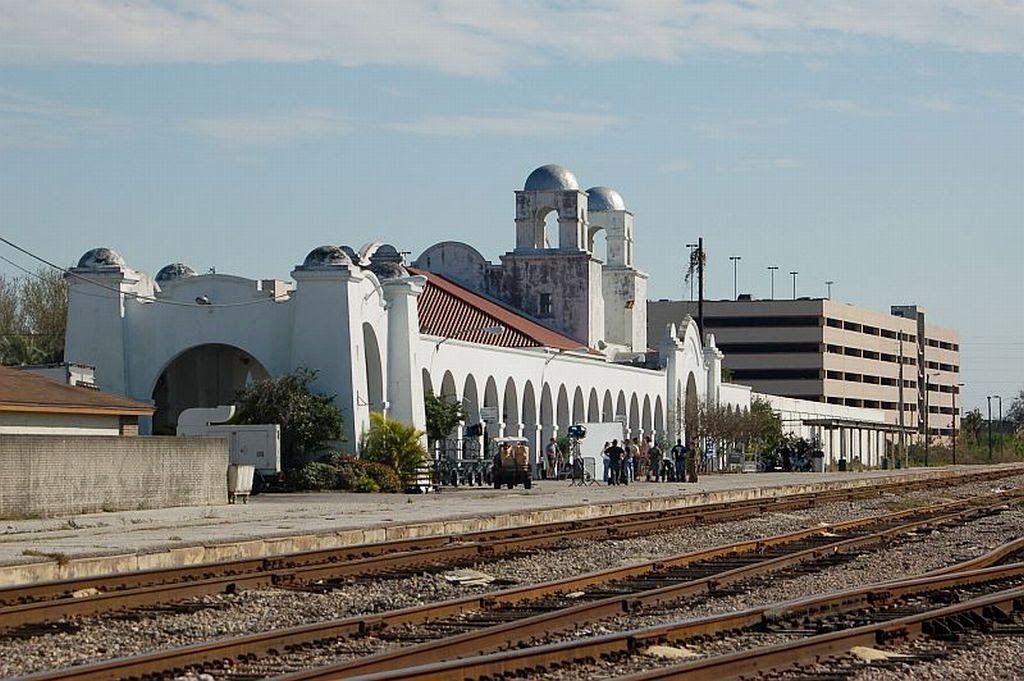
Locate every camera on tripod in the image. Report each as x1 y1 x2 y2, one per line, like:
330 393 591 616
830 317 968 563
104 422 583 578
567 424 586 440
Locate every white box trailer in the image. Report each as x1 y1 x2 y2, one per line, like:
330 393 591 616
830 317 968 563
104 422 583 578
177 406 282 476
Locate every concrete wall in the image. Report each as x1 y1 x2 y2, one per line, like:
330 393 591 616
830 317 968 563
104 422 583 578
0 435 228 517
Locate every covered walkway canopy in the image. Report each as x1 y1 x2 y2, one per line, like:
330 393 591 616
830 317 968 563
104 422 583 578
798 417 915 467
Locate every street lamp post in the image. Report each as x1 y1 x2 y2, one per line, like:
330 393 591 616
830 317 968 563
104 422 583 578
825 280 834 299
729 256 741 300
789 271 798 299
996 395 1004 455
952 383 963 465
987 396 994 462
923 371 939 467
767 265 778 300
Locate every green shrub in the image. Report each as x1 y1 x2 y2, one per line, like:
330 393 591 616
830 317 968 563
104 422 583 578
363 461 402 493
290 461 337 491
289 451 402 493
351 476 380 493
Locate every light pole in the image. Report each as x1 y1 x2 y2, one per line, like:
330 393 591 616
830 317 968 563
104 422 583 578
789 271 798 299
767 265 778 299
729 255 741 300
686 243 697 301
825 280 834 299
924 371 939 467
996 395 1004 455
987 396 994 461
952 382 963 465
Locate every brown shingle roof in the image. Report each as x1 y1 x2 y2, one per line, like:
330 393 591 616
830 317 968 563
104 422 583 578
0 366 154 416
411 268 596 352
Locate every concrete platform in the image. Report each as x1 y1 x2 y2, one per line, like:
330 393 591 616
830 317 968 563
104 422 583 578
1 465 1020 587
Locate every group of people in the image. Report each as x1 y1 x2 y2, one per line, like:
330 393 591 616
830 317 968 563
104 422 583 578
540 435 700 485
602 437 698 485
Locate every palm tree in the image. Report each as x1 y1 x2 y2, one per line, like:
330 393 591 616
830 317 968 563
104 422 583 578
361 412 428 482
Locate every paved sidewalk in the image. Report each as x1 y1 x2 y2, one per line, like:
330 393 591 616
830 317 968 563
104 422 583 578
1 465 1019 586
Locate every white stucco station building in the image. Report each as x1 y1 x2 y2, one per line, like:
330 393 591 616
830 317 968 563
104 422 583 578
64 165 892 469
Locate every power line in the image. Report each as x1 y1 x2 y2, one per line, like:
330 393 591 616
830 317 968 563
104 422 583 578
0 236 288 309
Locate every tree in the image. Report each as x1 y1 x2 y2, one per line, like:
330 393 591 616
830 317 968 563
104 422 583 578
0 267 68 366
1007 389 1024 435
961 408 984 443
234 368 343 469
747 397 784 454
360 412 428 483
424 390 465 447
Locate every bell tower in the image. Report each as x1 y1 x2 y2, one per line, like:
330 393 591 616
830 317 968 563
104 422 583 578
501 165 604 348
514 164 588 252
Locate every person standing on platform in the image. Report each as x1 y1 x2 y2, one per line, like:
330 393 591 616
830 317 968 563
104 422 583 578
625 439 637 482
545 437 558 480
647 439 661 482
606 439 625 485
672 439 686 482
660 444 674 481
686 439 699 483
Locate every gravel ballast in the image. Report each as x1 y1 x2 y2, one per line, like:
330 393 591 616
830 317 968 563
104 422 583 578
1 475 1023 678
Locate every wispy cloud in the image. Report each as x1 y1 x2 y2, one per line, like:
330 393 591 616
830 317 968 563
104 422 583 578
185 110 350 145
908 95 959 113
981 89 1024 114
688 117 788 141
1 2 1022 76
732 158 804 172
807 99 888 117
388 110 619 137
0 86 125 149
658 159 692 174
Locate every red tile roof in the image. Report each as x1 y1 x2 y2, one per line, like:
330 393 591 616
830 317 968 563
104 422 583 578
411 268 592 352
0 365 154 416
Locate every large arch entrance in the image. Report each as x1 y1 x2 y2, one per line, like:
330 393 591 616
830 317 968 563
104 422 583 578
151 343 270 435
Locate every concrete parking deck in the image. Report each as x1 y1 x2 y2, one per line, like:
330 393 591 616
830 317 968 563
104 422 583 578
1 465 1020 587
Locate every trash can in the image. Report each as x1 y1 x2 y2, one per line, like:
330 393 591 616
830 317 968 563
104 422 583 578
227 464 255 504
838 458 848 472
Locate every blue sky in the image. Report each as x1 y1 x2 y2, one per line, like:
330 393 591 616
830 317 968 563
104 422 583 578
0 1 1021 412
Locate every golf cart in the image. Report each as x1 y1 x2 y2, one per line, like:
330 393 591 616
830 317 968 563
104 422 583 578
491 436 533 489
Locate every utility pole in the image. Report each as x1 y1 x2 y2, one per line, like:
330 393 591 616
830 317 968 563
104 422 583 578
987 396 993 462
952 383 962 466
923 376 930 467
825 280 834 299
767 265 778 300
729 255 741 300
789 271 798 299
686 243 697 301
898 337 905 468
697 237 705 338
996 395 1004 455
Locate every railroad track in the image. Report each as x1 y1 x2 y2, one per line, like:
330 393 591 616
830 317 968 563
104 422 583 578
20 489 1022 681
4 469 1014 631
354 556 1024 681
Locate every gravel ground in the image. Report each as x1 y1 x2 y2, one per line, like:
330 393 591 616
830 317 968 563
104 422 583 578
850 634 1024 681
1 475 1022 679
508 505 1024 680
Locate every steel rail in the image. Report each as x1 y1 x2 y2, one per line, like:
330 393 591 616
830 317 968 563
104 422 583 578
2 467 1015 611
3 471 1002 626
20 492 1019 681
268 496 1020 680
616 578 1024 680
338 561 1024 681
